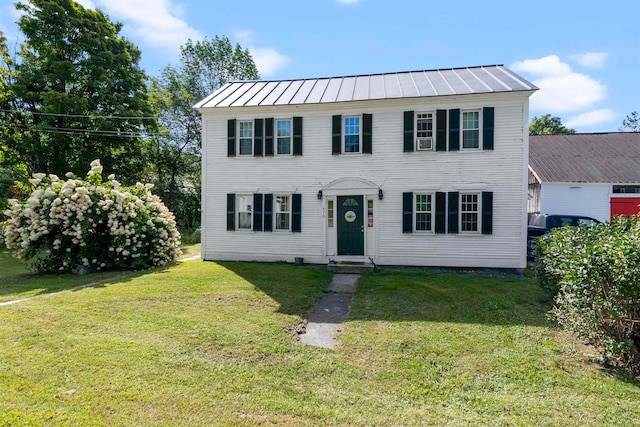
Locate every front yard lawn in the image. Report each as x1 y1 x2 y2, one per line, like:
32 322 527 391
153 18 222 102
0 259 638 426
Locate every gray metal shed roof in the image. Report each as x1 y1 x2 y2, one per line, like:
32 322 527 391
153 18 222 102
194 64 537 109
529 133 640 183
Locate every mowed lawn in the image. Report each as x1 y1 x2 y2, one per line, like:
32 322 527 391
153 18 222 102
0 251 638 426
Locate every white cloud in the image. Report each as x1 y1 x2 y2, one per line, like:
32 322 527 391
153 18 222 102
250 47 289 77
93 0 202 54
337 0 360 3
234 29 289 77
511 55 606 113
75 0 97 9
569 52 608 68
565 109 616 128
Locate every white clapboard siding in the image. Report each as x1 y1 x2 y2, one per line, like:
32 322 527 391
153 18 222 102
201 91 531 268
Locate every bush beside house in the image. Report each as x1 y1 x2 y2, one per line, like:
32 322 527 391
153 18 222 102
2 160 181 273
534 217 640 378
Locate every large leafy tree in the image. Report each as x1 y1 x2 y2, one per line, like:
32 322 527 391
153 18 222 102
529 114 576 135
619 111 639 132
1 0 154 182
149 37 259 231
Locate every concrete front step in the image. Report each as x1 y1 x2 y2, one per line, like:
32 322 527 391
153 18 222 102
327 262 374 274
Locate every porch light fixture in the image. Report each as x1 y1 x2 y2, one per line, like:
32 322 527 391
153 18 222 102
378 189 383 200
317 190 323 200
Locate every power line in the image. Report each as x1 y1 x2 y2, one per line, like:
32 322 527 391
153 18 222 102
0 108 158 120
2 123 162 138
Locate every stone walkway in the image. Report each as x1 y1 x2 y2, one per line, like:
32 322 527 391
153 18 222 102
299 274 359 349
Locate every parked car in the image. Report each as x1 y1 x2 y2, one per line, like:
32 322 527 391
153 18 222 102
527 214 602 259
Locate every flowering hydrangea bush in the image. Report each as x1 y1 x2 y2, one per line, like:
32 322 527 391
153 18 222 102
2 160 182 273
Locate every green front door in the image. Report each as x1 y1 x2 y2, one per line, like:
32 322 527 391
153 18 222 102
337 196 364 256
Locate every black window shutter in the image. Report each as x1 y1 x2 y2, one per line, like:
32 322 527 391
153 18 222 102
402 192 413 233
292 193 302 232
253 193 263 231
482 191 493 235
265 118 274 156
403 111 414 152
226 193 235 230
254 119 264 157
436 110 447 151
293 116 303 155
435 192 446 233
332 115 342 155
263 194 273 232
362 113 372 154
227 119 236 157
483 107 494 150
448 192 459 234
449 109 460 152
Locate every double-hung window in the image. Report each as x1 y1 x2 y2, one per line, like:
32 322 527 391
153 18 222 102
238 121 253 156
415 193 433 232
461 111 480 150
276 119 292 155
275 195 291 230
344 116 361 153
415 112 434 151
460 193 480 233
237 195 252 230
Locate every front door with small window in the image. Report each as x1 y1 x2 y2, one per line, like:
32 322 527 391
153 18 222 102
337 196 364 256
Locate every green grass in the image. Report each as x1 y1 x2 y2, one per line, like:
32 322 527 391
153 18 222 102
0 244 200 303
0 259 638 426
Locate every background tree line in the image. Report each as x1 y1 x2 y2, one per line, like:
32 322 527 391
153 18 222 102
0 0 259 237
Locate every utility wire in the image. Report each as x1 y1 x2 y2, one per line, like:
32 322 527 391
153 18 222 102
0 108 158 120
3 123 162 138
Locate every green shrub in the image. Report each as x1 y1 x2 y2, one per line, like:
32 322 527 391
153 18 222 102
2 160 181 273
535 217 640 378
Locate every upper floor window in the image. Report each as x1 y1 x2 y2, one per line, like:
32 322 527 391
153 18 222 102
275 195 291 230
276 119 292 155
462 111 480 150
238 121 253 156
415 112 434 151
460 193 480 233
415 193 433 232
344 116 361 153
613 185 640 194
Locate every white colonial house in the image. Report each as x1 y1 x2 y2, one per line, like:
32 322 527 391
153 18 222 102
195 65 536 269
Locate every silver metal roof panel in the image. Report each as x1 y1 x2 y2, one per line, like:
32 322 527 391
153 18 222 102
321 78 342 103
195 65 537 108
305 78 330 103
369 74 386 99
275 80 304 105
290 79 316 104
397 72 420 97
353 75 370 100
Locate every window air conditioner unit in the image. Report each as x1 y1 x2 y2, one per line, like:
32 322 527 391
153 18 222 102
416 138 433 151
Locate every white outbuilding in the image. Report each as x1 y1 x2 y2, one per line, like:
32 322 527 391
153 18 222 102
195 65 537 269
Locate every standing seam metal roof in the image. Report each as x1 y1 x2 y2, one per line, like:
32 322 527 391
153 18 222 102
194 64 537 109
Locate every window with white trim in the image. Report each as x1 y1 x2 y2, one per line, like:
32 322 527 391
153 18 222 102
327 199 334 227
460 193 480 233
238 121 253 156
344 116 361 153
415 112 434 151
276 119 292 155
275 195 291 230
415 193 433 232
462 111 480 149
368 199 374 227
237 195 252 230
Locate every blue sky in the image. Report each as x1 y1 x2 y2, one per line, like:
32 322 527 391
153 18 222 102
1 0 638 132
